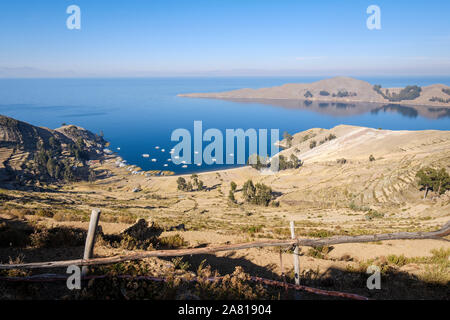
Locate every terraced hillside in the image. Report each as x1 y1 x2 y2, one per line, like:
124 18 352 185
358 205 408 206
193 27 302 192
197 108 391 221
0 115 106 185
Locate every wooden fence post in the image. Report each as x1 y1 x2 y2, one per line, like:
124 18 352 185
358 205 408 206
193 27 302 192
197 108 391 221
82 209 101 277
290 221 300 286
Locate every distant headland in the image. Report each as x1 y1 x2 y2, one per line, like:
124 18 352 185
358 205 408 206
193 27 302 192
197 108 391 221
178 76 450 108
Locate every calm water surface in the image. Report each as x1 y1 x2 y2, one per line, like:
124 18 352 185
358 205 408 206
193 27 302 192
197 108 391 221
0 77 449 173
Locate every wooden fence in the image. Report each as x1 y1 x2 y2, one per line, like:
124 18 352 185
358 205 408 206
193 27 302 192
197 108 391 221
1 209 448 270
0 209 449 300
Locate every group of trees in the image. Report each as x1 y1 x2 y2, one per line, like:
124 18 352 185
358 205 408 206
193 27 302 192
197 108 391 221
247 153 302 171
319 133 337 145
177 174 204 192
373 85 422 102
304 91 313 98
242 180 274 206
332 90 357 98
247 154 270 170
33 139 74 182
32 136 95 183
319 91 330 96
228 180 277 207
278 154 303 170
416 167 450 199
429 96 450 104
68 137 89 162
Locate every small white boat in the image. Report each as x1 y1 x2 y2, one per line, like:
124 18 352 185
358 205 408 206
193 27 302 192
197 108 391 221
182 165 187 168
194 151 199 154
174 156 179 159
181 160 186 164
163 164 168 167
167 159 172 162
161 149 165 152
155 146 160 149
151 158 157 162
197 163 201 166
169 150 175 154
142 154 150 158
229 153 234 157
117 147 121 150
212 158 217 162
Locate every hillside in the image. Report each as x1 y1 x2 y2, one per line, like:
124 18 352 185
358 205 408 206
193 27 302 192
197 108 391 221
0 115 107 185
179 76 450 108
0 120 449 299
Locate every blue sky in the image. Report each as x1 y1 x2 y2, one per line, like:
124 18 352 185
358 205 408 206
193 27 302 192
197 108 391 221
0 0 449 77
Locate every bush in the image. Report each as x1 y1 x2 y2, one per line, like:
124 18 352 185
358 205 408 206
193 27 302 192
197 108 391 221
309 140 317 149
304 91 313 98
365 209 384 220
36 208 54 218
158 234 187 249
30 226 86 248
369 155 376 162
319 91 330 96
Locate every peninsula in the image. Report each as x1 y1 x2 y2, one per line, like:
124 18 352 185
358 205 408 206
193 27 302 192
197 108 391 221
179 76 450 108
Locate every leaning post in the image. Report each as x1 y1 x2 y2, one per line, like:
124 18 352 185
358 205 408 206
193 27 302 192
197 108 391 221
290 221 300 286
82 208 101 277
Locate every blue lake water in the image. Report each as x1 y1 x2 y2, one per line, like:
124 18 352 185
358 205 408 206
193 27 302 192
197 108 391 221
0 77 449 174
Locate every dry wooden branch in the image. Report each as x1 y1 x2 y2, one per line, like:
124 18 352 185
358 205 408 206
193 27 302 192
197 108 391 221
1 221 448 270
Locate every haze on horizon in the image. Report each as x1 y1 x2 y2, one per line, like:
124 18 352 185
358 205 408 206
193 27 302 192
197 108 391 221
1 0 450 78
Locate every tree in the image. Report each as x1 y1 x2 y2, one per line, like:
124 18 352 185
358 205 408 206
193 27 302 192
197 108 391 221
63 165 74 182
283 132 293 148
435 168 450 195
88 169 96 182
416 167 450 199
177 177 187 191
230 181 237 192
369 155 376 162
254 183 272 206
242 180 256 202
228 190 236 203
310 140 317 149
290 154 303 169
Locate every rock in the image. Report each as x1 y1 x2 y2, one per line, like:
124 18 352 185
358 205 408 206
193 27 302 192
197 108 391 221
121 218 163 240
169 223 186 231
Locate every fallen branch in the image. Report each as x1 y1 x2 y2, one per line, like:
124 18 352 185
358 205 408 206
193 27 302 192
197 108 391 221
0 221 448 270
